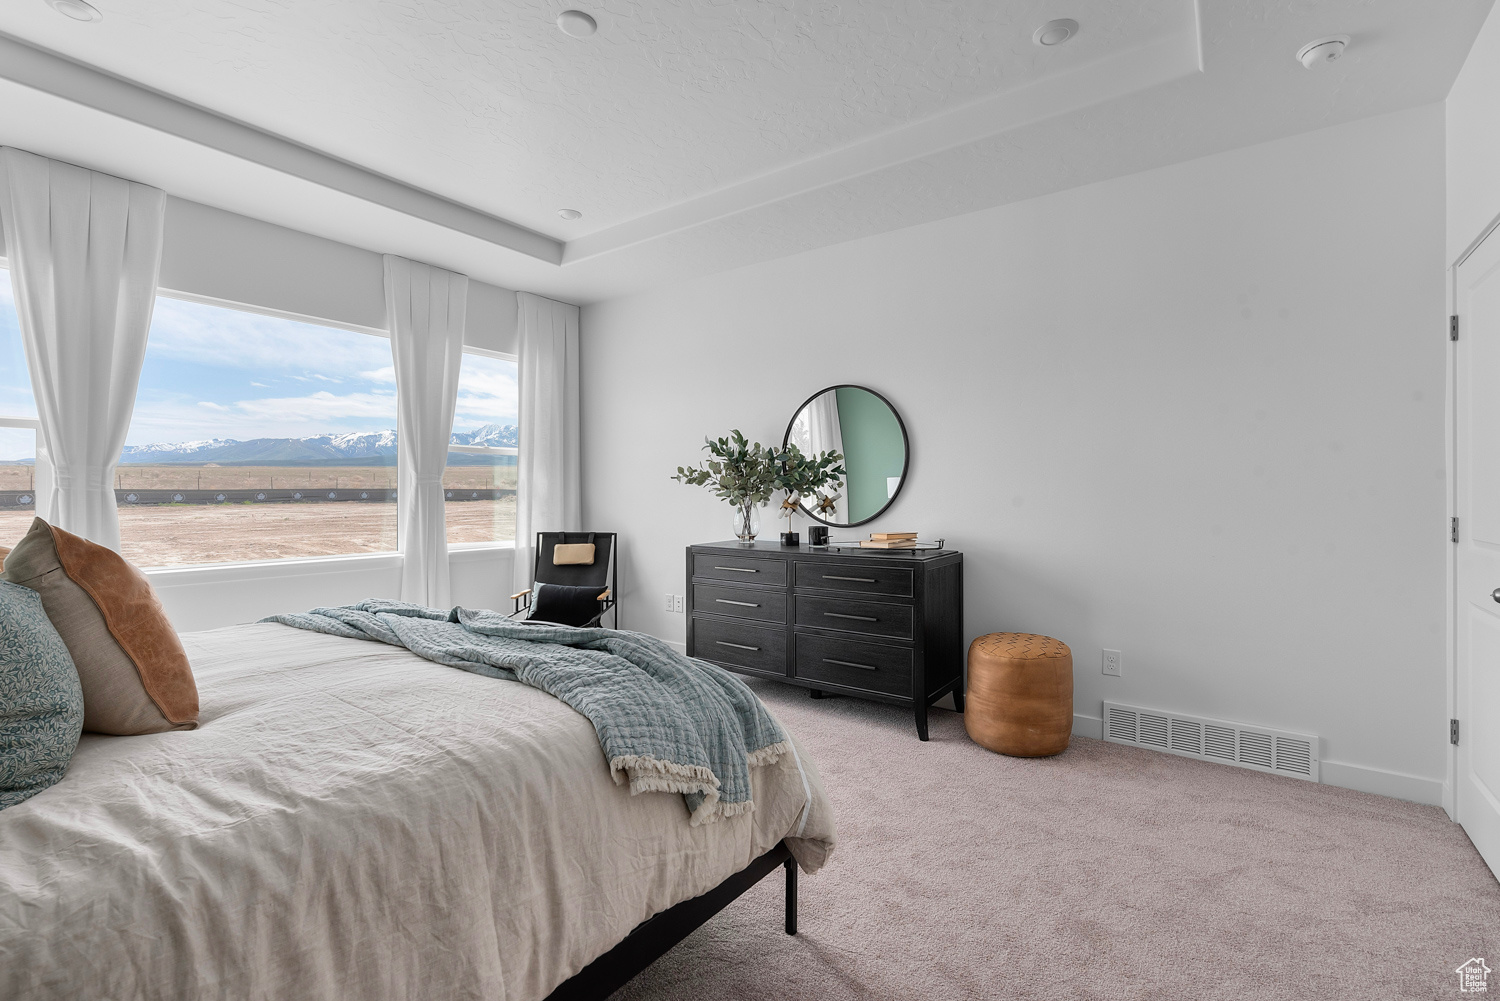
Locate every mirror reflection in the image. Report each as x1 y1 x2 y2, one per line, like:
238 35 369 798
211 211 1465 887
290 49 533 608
785 386 908 527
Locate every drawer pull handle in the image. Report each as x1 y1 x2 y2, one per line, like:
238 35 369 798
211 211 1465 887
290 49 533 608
715 598 760 607
713 566 758 573
823 612 878 622
823 658 877 671
715 641 760 652
823 575 876 583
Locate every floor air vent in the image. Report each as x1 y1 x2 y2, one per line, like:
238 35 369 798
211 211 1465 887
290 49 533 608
1101 701 1319 782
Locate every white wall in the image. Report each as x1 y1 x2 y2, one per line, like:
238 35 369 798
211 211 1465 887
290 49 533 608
158 196 519 351
149 547 513 633
581 104 1449 804
1448 2 1500 263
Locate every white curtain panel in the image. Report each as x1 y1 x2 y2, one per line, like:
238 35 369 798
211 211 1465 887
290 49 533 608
384 255 467 608
513 291 581 596
0 147 165 551
806 389 847 502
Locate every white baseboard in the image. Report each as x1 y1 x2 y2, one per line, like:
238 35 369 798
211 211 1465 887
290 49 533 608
1073 713 1103 739
1318 760 1445 806
665 639 687 655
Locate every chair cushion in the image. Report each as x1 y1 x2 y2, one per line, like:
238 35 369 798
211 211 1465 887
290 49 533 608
529 582 605 627
1 518 198 735
0 579 83 809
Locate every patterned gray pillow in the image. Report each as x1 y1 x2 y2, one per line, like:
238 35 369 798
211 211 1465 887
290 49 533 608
0 580 84 809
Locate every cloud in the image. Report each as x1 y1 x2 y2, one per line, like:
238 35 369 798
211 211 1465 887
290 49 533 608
127 390 396 444
451 354 517 430
145 296 391 375
360 365 396 384
250 382 269 388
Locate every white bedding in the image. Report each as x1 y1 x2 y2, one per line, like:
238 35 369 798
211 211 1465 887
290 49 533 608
0 623 835 1001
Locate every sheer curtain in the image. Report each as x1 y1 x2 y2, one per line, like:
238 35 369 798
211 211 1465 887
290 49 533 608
0 147 165 551
513 291 580 596
385 255 467 607
795 389 846 503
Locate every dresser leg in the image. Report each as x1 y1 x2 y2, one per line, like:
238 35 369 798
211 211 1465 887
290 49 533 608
951 686 965 713
916 702 929 741
809 689 826 699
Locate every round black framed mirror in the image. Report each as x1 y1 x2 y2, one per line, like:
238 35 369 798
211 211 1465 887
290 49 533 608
783 385 909 528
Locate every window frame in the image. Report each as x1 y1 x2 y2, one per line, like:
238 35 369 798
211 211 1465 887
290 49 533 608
3 277 521 564
122 288 404 567
0 262 41 518
447 344 519 552
0 258 38 425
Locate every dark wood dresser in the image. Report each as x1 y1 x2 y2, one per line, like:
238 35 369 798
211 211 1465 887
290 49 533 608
686 540 964 740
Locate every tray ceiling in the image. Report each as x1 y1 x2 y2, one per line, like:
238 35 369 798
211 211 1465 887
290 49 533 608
0 0 1491 302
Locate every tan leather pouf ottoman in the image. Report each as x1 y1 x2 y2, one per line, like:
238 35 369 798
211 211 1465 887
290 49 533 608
965 633 1073 757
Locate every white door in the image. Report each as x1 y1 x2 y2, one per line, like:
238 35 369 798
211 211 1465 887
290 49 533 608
1455 226 1500 877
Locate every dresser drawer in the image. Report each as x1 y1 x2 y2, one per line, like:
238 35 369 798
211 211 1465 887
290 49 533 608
794 594 914 640
691 616 786 676
692 583 786 624
693 554 787 586
794 561 913 597
794 633 912 698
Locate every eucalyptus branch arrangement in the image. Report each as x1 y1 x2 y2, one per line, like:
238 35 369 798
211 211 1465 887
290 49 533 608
673 430 843 542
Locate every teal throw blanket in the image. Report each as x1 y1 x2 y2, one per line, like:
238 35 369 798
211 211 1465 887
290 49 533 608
262 600 789 825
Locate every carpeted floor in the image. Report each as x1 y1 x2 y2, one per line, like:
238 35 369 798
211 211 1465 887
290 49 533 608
613 681 1500 1001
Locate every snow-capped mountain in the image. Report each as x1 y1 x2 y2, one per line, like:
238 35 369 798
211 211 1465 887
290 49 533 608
116 425 515 465
451 424 519 448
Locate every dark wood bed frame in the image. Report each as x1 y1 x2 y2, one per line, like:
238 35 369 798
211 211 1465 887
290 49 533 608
543 841 797 1001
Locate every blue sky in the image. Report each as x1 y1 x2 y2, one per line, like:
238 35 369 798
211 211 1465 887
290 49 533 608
0 269 516 460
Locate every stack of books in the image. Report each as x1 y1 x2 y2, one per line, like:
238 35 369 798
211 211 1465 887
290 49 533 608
860 532 918 549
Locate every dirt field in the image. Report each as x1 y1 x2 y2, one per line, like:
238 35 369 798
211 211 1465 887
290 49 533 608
0 464 517 492
0 498 515 568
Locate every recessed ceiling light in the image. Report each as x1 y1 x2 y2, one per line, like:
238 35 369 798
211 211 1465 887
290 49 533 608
1033 19 1078 47
556 10 597 38
557 208 582 221
1296 35 1350 69
45 0 102 21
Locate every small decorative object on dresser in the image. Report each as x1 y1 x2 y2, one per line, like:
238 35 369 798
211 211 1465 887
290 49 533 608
686 540 963 740
964 633 1073 757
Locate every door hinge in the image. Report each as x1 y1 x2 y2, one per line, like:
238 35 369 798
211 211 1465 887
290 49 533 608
1451 718 1460 746
1452 517 1460 543
1451 315 1460 341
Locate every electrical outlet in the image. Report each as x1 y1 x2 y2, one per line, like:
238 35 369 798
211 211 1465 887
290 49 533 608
664 593 674 613
673 594 685 613
1102 649 1122 677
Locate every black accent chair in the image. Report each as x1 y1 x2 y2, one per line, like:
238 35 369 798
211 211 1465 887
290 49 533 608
511 532 618 629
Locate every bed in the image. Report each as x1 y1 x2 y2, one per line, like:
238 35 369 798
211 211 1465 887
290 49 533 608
0 621 836 1000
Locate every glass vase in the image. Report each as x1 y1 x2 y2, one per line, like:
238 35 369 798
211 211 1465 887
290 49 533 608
730 501 761 542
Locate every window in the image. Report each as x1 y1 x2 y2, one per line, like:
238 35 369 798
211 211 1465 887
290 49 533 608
0 266 40 549
118 295 399 567
446 350 518 545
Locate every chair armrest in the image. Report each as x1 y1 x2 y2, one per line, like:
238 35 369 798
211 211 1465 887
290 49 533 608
596 589 611 601
510 588 533 600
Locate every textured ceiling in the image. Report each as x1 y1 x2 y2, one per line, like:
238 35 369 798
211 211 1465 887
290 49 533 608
0 0 1188 238
0 0 1492 303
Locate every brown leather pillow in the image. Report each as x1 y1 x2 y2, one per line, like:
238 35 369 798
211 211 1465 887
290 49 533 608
1 518 198 734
